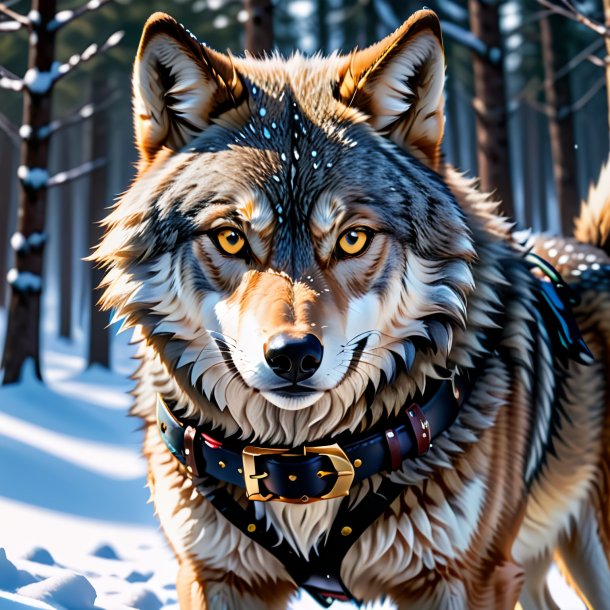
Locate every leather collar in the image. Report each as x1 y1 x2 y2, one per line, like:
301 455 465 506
157 373 469 504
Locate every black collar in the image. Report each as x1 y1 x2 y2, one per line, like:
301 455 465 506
157 373 469 504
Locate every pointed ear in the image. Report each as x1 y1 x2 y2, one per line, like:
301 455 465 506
336 10 445 170
133 12 245 161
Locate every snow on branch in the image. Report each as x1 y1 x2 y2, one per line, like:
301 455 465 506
0 64 23 91
47 158 106 188
588 55 610 68
11 232 47 253
18 165 49 190
53 31 124 85
0 2 29 26
7 269 42 293
0 110 19 147
23 62 61 95
0 19 23 31
21 31 123 96
21 89 121 140
48 0 113 32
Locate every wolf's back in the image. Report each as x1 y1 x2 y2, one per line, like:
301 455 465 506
575 160 610 256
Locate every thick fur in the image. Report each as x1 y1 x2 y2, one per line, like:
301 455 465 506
94 11 610 609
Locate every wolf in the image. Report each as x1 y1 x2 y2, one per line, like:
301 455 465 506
93 9 610 610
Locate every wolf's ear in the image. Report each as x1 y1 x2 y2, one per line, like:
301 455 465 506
133 12 244 161
336 10 445 170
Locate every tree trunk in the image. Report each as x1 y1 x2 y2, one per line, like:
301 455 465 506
468 0 514 217
58 128 76 339
244 0 273 56
540 14 579 235
87 76 110 368
2 0 57 384
0 132 15 309
317 0 328 54
604 0 610 138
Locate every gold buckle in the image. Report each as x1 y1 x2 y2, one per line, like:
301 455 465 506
242 443 355 504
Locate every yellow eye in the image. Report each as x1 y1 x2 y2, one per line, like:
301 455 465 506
216 228 246 256
337 229 371 257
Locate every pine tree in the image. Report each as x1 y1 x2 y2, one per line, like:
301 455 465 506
0 0 122 384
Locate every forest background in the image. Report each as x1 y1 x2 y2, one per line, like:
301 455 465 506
0 0 609 376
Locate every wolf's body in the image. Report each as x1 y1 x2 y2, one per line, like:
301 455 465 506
95 10 610 609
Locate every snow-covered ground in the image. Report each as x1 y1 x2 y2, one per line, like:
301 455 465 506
0 312 584 609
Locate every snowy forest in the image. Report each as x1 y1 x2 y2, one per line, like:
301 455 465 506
0 0 609 609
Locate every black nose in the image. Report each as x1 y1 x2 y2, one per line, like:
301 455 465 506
264 333 323 383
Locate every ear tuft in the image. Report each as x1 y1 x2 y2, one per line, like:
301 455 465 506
133 13 244 161
337 10 445 170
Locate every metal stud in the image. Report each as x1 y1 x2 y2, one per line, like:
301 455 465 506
354 459 362 468
219 461 226 469
341 526 352 536
289 474 297 481
247 523 256 533
185 448 190 456
238 468 243 474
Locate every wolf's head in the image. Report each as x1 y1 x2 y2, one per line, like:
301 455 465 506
95 11 483 443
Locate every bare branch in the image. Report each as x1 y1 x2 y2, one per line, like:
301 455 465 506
54 30 124 84
23 88 121 140
517 74 605 118
522 97 554 118
48 0 113 32
570 75 606 113
47 158 106 188
511 37 604 111
0 110 19 147
0 64 22 91
538 0 609 38
0 2 28 25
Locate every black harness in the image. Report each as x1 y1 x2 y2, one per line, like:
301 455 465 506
156 254 591 607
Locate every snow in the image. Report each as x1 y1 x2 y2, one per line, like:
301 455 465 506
0 76 23 92
0 314 587 610
10 233 47 253
48 10 74 31
23 63 62 96
27 10 41 25
17 166 49 190
6 270 43 293
18 125 32 140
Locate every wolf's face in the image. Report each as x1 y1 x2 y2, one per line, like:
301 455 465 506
96 11 477 441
